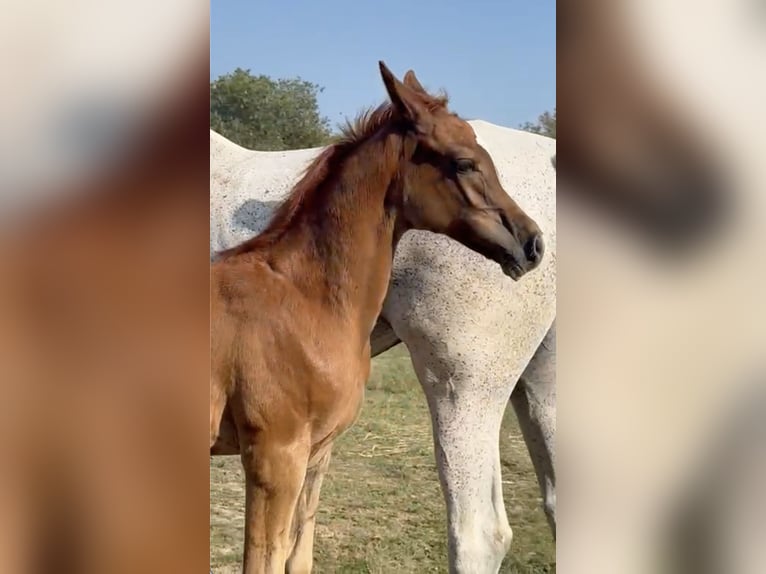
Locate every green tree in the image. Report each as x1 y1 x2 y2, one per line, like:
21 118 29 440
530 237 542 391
210 68 332 150
520 108 556 139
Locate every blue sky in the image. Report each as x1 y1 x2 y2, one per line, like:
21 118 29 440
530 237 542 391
211 0 555 129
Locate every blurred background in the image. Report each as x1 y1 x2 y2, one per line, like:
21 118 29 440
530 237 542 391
2 0 765 572
0 2 210 573
557 1 766 572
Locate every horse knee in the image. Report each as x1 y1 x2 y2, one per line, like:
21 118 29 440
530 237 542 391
240 435 308 495
451 522 512 574
286 550 313 574
495 521 513 557
544 490 557 539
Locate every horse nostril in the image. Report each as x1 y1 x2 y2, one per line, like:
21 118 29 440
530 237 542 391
524 232 544 265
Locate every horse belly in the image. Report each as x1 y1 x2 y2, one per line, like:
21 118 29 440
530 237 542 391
211 405 239 455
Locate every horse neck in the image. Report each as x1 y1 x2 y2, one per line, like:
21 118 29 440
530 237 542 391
276 133 403 337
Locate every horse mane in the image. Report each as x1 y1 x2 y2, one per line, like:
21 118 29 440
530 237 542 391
216 91 448 259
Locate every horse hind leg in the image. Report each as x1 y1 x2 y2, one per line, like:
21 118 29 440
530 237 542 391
510 322 557 538
239 428 310 574
286 445 333 574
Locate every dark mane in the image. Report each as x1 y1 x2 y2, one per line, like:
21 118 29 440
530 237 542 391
216 92 448 259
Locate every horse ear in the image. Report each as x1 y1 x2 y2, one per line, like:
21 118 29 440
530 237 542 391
403 70 426 94
379 61 431 132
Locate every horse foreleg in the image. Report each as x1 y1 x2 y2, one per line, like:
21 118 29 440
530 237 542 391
239 430 309 574
286 444 332 574
404 350 513 574
510 322 556 538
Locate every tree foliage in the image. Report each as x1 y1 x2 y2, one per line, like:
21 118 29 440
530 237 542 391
520 108 556 139
210 68 332 151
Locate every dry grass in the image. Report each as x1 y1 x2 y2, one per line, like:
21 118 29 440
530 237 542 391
210 346 555 573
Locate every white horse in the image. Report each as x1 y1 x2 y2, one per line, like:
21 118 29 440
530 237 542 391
210 120 556 573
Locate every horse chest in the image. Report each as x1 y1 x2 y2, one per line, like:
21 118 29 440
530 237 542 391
307 350 369 442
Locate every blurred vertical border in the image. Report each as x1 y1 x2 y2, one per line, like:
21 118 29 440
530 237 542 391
0 2 210 573
557 1 766 573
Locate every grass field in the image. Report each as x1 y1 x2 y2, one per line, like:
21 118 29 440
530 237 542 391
210 346 555 573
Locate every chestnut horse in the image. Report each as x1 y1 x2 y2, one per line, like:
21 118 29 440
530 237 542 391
209 62 544 574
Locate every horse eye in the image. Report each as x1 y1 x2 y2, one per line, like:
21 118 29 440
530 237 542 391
454 158 476 173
